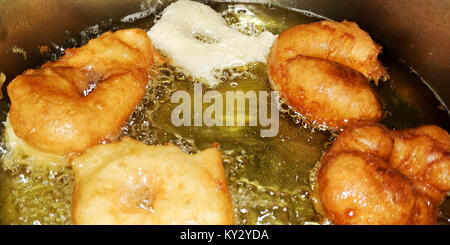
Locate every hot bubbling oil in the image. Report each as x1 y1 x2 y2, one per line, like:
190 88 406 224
0 2 449 225
122 62 331 224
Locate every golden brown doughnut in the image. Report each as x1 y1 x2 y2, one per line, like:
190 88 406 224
315 123 450 224
7 28 162 155
268 20 387 85
282 56 383 130
71 137 234 225
318 152 416 225
267 20 387 131
390 125 450 201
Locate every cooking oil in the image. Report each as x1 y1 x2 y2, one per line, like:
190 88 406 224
0 2 448 225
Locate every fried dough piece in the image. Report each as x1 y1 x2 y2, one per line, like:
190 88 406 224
71 137 234 225
411 194 439 225
268 20 387 86
7 29 162 155
317 152 416 225
2 117 68 168
327 123 393 159
315 123 450 224
267 20 387 131
390 125 450 201
283 56 383 131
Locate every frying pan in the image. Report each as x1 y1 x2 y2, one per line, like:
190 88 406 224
0 0 449 225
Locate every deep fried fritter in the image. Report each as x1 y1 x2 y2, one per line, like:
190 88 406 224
7 29 162 155
3 117 68 168
71 137 234 225
283 56 382 130
318 152 416 225
390 125 450 201
328 123 393 159
315 123 450 225
411 194 439 225
268 20 387 85
267 20 386 131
